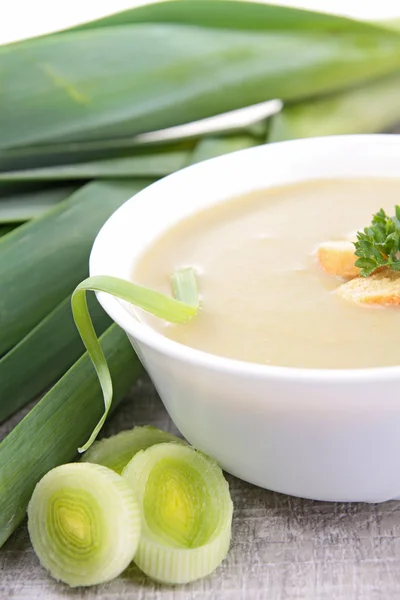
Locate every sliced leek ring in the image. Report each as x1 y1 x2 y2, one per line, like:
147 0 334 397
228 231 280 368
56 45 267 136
82 426 185 474
123 442 233 584
28 463 140 587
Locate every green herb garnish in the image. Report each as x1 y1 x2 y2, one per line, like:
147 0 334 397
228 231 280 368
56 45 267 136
354 206 400 277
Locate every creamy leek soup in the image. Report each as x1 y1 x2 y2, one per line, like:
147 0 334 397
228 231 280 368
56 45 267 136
134 179 400 369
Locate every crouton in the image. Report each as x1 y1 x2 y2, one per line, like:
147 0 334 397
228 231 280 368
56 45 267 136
337 268 400 305
317 241 359 279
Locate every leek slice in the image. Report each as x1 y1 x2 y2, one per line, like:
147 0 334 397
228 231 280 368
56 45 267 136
122 443 233 584
71 275 197 452
82 426 185 474
28 463 141 587
170 267 199 306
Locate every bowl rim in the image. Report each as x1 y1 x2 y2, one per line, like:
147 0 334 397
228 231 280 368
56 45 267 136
90 133 400 382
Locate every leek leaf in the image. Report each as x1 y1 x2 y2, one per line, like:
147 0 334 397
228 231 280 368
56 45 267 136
0 224 18 237
0 324 141 548
0 101 275 172
0 294 111 423
188 134 261 165
74 0 395 36
0 141 192 172
71 275 197 451
0 179 152 355
0 152 187 183
2 23 400 149
0 186 78 223
28 463 141 587
269 72 400 142
378 19 400 33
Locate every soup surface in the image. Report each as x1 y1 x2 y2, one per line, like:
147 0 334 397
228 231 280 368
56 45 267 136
134 179 400 369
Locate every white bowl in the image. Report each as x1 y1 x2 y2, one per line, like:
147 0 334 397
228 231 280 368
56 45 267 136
90 134 400 503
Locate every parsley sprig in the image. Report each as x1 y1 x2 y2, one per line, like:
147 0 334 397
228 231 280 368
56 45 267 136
354 206 400 277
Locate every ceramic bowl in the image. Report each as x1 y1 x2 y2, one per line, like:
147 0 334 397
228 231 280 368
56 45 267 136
90 134 400 503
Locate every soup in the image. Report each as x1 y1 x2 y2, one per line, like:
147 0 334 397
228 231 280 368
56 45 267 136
134 178 400 369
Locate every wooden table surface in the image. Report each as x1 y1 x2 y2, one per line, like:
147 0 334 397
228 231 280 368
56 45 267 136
2 375 400 600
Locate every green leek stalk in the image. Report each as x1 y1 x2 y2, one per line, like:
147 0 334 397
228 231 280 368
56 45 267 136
0 100 274 173
0 131 263 186
0 294 111 423
0 140 193 172
2 6 400 151
79 0 392 35
0 139 194 173
0 324 141 548
269 72 400 142
28 463 141 587
0 224 18 237
0 101 271 173
0 186 78 223
0 179 152 355
187 134 260 165
0 151 188 183
378 19 400 33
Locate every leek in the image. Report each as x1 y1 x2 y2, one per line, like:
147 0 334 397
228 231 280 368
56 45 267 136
28 463 141 587
188 134 261 165
170 267 200 306
80 0 393 35
0 224 17 237
0 139 192 173
2 18 400 149
0 294 110 423
123 443 233 584
0 324 141 548
82 426 184 474
0 102 271 172
379 19 400 33
0 152 187 183
269 72 400 142
71 275 197 452
0 186 78 223
0 179 152 355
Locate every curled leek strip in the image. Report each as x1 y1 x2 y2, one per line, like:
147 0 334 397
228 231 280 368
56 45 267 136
71 275 198 453
122 443 233 585
82 426 185 474
27 463 141 587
